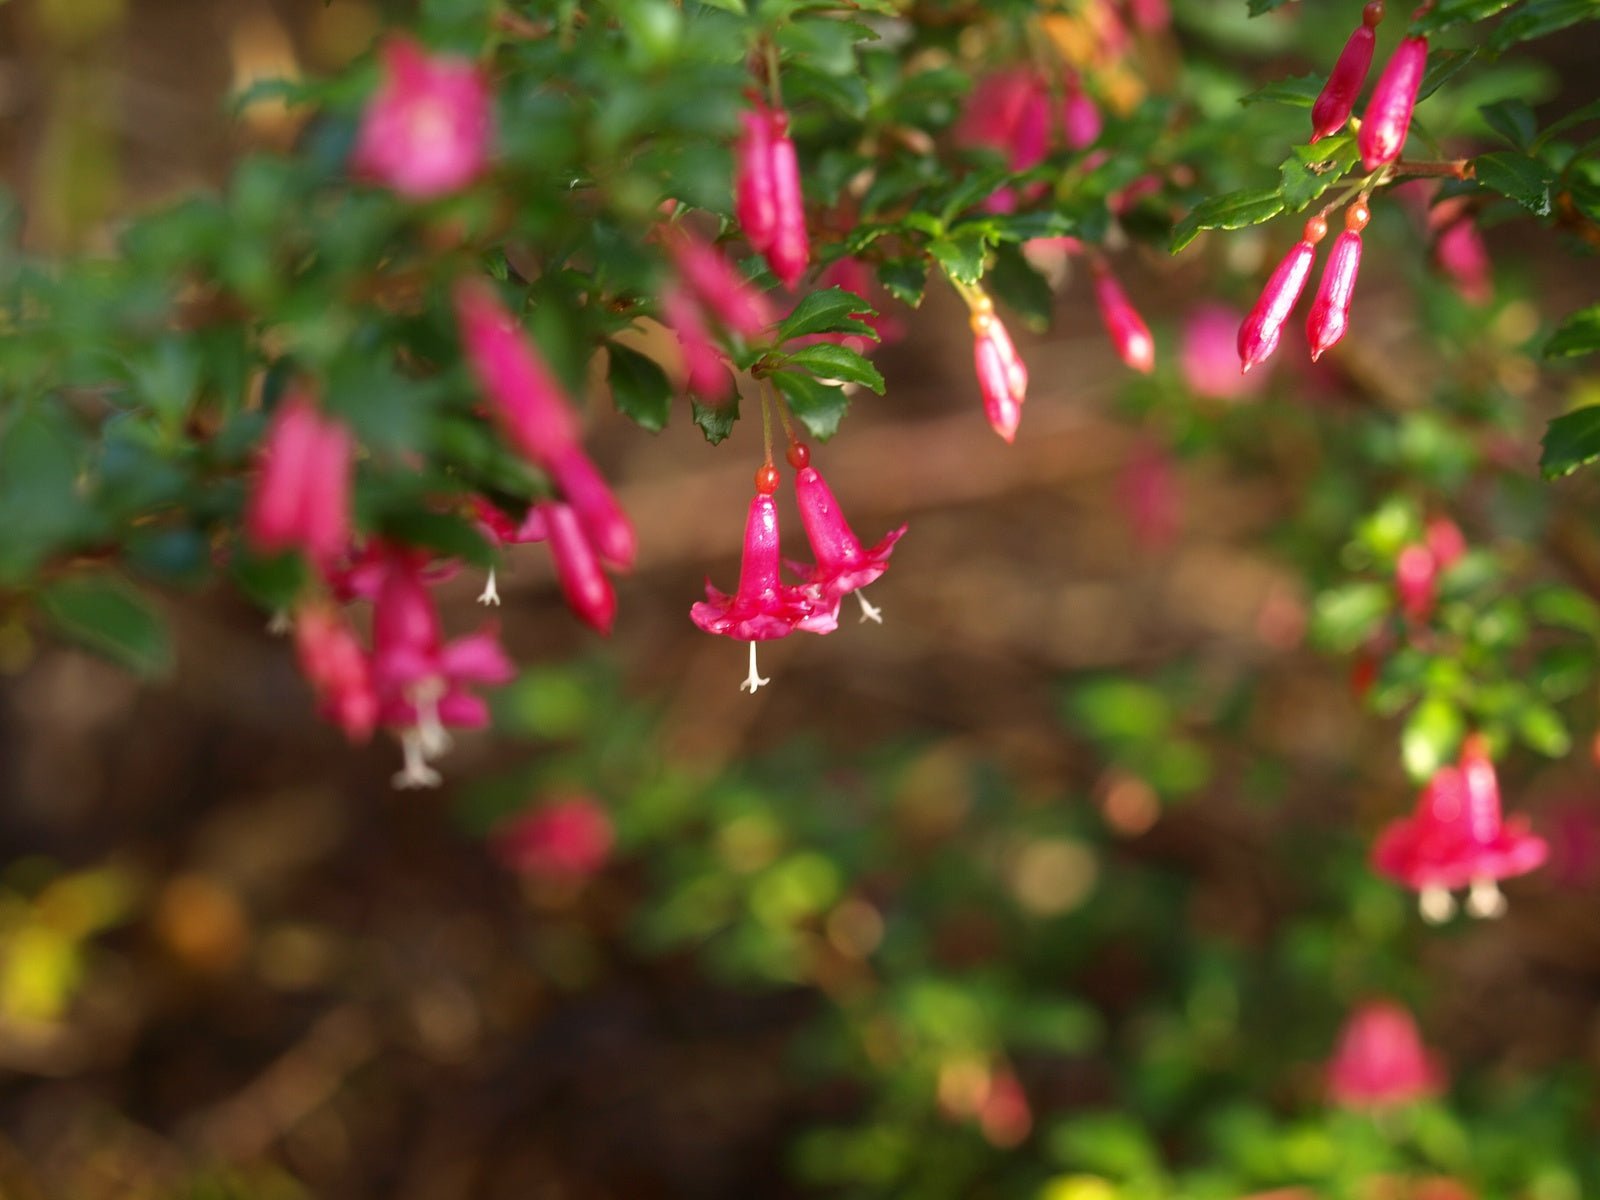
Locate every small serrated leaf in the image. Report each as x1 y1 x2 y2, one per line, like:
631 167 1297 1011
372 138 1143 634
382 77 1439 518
878 259 928 308
1170 188 1285 254
1479 98 1537 151
772 371 851 441
777 287 879 343
1240 73 1324 108
781 342 885 393
1544 304 1600 358
607 343 673 433
1539 407 1600 479
929 230 989 285
1416 48 1479 103
691 394 740 445
1475 150 1557 216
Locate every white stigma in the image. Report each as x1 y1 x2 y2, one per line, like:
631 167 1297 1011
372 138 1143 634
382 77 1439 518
855 590 883 625
412 678 453 759
478 568 501 607
740 640 770 695
1418 885 1457 925
266 610 291 636
392 731 443 789
1465 878 1507 920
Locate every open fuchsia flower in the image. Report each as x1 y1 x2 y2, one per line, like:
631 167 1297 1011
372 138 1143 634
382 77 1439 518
736 99 809 288
1359 33 1429 172
1396 542 1438 620
351 34 492 200
788 444 906 624
691 466 839 694
1182 304 1266 400
245 390 354 570
1327 999 1447 1110
1238 215 1326 373
492 795 615 882
369 553 515 788
1306 203 1369 362
1092 261 1155 373
1311 2 1383 143
293 602 378 744
969 295 1029 442
1372 734 1549 922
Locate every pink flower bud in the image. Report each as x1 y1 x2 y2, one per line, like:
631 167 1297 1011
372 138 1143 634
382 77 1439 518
1327 1000 1446 1110
1092 264 1155 373
1182 304 1266 400
492 796 614 882
661 284 733 401
246 391 354 569
1358 35 1428 172
351 35 492 200
1238 217 1325 373
667 232 775 338
1431 210 1492 305
1305 225 1364 362
765 108 811 289
971 309 1028 443
546 447 636 573
293 602 377 743
1311 21 1377 143
1395 543 1437 620
735 104 778 254
539 501 616 635
1425 516 1466 570
1060 84 1103 150
454 280 580 464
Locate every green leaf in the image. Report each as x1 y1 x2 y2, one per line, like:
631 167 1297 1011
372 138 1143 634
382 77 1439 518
986 243 1054 332
1474 150 1557 216
1489 0 1599 51
1412 0 1518 34
1246 0 1295 14
608 343 673 433
1312 582 1392 653
40 574 173 679
1479 99 1538 151
691 394 740 445
929 230 989 285
878 259 928 308
771 371 851 441
1539 406 1600 478
777 287 879 343
1544 303 1600 358
1529 585 1600 636
780 342 886 394
381 511 495 567
1518 702 1572 757
1279 134 1361 210
1170 188 1284 254
1402 696 1464 782
1240 73 1323 108
1416 48 1479 104
1534 97 1600 151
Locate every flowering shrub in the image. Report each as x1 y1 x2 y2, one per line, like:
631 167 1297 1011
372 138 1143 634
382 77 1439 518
3 0 1600 1193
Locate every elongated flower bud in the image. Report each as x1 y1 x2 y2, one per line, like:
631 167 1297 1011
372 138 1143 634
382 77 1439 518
547 447 636 572
1092 263 1155 373
1311 3 1382 143
1237 216 1326 373
667 233 775 338
1359 35 1428 172
971 303 1028 443
766 108 810 289
1396 543 1436 620
540 501 616 635
246 391 354 569
454 279 581 463
735 104 777 253
661 285 732 401
1306 204 1368 362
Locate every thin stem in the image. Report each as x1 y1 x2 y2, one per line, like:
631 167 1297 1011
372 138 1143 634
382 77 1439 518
772 379 798 445
759 383 775 466
1393 158 1475 180
764 41 783 109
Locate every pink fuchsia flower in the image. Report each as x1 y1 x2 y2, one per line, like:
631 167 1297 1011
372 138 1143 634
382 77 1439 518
1306 203 1369 362
1425 516 1466 570
766 107 811 290
1372 735 1549 921
1181 304 1267 400
1092 262 1155 373
245 390 354 570
1118 435 1181 552
970 299 1028 443
1239 216 1327 373
1061 83 1103 150
1124 0 1172 34
1326 999 1446 1110
470 496 549 606
454 279 581 465
789 449 906 623
1396 543 1438 621
1359 34 1428 172
492 795 614 883
1428 201 1492 305
690 469 839 694
661 283 734 402
1311 3 1382 143
736 100 809 288
545 446 636 573
293 602 377 743
370 555 515 787
665 231 776 340
351 35 492 200
536 500 617 636
977 1069 1033 1149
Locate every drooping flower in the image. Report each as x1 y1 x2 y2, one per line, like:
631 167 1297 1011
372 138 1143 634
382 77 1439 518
690 469 838 693
1396 543 1438 621
1326 999 1446 1110
1181 304 1266 400
1239 216 1327 373
1359 34 1428 172
1429 202 1493 305
790 448 906 623
736 99 809 288
766 107 811 290
660 283 734 401
492 795 615 882
665 231 776 340
545 446 636 573
1372 735 1549 921
957 70 1099 213
370 554 516 787
1306 203 1369 362
536 500 617 635
245 390 354 570
969 297 1028 443
1311 3 1382 143
293 601 377 743
1092 262 1155 373
351 34 492 200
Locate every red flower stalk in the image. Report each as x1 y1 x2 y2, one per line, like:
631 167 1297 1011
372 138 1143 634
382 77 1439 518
1238 215 1327 373
690 468 838 693
1092 262 1155 374
1306 203 1369 362
790 449 906 623
1372 734 1549 921
1358 34 1428 172
969 297 1028 443
293 602 377 743
1326 1000 1446 1110
1311 3 1383 143
245 390 354 570
351 35 492 200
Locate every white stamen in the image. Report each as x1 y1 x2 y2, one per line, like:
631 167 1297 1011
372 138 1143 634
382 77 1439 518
478 568 501 607
1465 878 1507 919
266 610 292 636
1418 885 1457 925
413 678 452 759
855 590 883 625
392 731 443 789
740 641 770 695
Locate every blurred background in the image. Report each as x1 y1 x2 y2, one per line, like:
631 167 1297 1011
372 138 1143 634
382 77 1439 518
2 1 1600 1197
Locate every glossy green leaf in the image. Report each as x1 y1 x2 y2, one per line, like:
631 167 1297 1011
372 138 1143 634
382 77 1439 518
777 287 879 343
1539 406 1600 478
781 342 886 394
1475 150 1557 216
608 343 673 433
1170 188 1285 254
771 371 851 441
692 394 740 445
1544 303 1600 358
